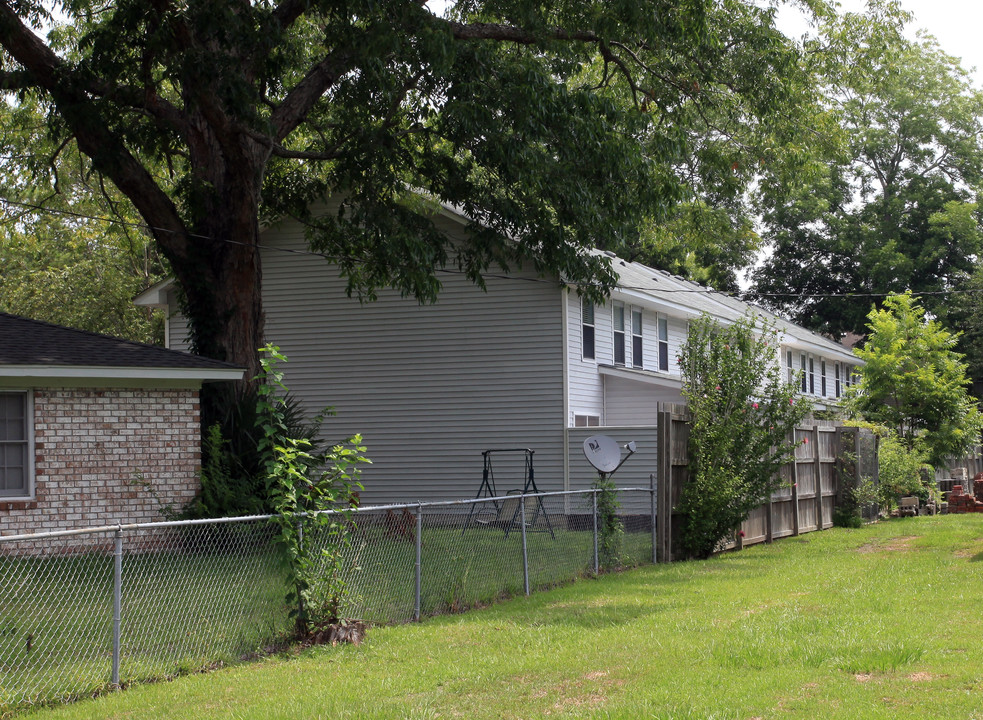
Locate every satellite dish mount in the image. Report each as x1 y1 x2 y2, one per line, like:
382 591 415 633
583 435 637 480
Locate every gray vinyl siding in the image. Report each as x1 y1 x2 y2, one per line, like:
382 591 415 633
258 216 566 505
565 426 658 514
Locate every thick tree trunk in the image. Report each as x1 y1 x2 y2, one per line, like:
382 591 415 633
158 129 271 404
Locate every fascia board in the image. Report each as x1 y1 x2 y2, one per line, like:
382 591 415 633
0 366 244 382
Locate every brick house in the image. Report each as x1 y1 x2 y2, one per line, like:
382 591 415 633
0 313 242 535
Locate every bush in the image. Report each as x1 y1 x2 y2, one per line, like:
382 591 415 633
877 432 933 511
677 314 810 559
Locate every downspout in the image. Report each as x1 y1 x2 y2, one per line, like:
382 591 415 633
561 289 571 515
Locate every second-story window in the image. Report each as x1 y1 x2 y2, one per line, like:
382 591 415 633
657 316 669 371
809 357 815 394
835 362 841 398
800 353 807 393
821 359 827 397
613 303 626 366
631 308 643 368
582 299 595 360
787 350 794 384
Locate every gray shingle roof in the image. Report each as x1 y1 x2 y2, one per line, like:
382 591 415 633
0 312 242 371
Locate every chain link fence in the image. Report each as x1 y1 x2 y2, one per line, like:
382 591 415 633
0 487 654 711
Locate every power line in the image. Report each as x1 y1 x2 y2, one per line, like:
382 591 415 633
3 195 983 301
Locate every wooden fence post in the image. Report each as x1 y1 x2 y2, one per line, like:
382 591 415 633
792 431 800 537
813 425 823 531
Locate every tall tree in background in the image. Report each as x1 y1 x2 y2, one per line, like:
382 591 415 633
0 95 166 341
850 293 982 468
751 2 983 338
0 0 812 400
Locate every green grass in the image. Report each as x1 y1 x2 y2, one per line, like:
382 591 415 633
1 516 649 713
13 515 983 719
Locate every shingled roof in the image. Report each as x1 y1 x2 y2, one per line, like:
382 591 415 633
0 313 243 380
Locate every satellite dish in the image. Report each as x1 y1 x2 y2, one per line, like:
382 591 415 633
583 435 621 474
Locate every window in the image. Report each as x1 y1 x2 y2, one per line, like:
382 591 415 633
787 350 794 384
0 392 30 498
582 299 595 360
800 354 807 393
631 308 643 368
835 362 841 399
574 414 600 427
809 357 815 394
657 315 669 371
821 359 827 397
613 303 626 366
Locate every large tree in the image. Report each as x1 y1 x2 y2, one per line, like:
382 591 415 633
850 293 982 468
0 0 809 396
750 3 983 338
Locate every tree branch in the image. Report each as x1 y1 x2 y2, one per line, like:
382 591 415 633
270 47 357 142
0 0 191 259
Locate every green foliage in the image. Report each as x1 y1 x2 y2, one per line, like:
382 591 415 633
849 293 983 467
751 3 983 339
592 476 624 570
0 0 814 386
877 432 933 511
832 448 879 529
257 345 369 637
677 314 810 559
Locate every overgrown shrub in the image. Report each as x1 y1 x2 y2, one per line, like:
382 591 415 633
592 475 624 570
257 345 369 638
677 314 810 559
877 432 933 510
187 385 320 518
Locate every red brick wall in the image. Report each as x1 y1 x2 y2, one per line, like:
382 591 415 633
0 388 201 535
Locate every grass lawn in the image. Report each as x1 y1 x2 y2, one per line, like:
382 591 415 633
14 514 983 720
1 515 651 712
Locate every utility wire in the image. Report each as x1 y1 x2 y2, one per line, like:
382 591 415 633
3 195 983 301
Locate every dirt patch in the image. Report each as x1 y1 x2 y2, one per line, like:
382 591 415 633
540 672 624 715
908 672 939 682
857 536 917 554
855 673 874 683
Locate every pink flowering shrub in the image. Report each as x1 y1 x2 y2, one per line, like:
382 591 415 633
677 313 811 559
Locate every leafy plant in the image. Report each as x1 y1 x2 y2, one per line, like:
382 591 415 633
849 293 983 467
256 345 369 638
592 476 624 571
677 314 810 559
876 431 933 512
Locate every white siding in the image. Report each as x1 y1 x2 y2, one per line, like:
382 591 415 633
566 292 605 425
604 377 683 426
164 289 193 354
256 217 566 504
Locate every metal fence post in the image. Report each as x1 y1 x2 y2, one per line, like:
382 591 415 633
592 490 599 575
650 474 657 564
112 526 123 688
520 494 530 596
414 504 422 622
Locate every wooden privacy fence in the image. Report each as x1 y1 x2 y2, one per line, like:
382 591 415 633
655 403 874 562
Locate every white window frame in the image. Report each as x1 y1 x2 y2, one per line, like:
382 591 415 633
631 307 643 369
809 356 815 394
582 298 595 361
787 349 794 384
835 362 841 399
821 359 827 398
574 414 601 427
612 302 626 366
800 353 807 393
657 314 669 372
0 390 34 500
